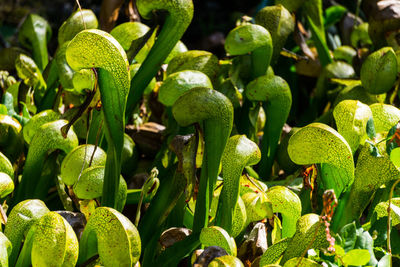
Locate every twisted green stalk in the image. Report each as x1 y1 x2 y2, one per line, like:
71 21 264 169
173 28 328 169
217 135 261 235
246 75 292 179
66 29 130 208
78 207 141 266
172 87 233 232
12 120 78 205
126 0 194 119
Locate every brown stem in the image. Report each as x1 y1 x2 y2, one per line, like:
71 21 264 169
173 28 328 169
127 0 140 22
61 69 98 138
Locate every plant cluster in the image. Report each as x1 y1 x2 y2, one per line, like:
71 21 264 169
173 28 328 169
1 0 400 266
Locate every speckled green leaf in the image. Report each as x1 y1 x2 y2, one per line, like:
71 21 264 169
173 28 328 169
78 207 141 266
239 175 268 196
390 147 400 168
281 214 328 264
172 87 233 232
361 47 398 94
225 24 272 77
22 109 59 145
242 191 273 225
283 257 321 267
14 120 78 203
200 226 237 256
333 100 373 153
246 75 292 178
342 249 371 266
31 212 79 267
15 54 46 89
55 42 75 90
370 103 400 133
66 29 129 100
209 255 244 267
225 24 272 56
231 196 247 238
259 237 291 266
0 151 14 178
0 172 13 198
60 144 106 186
73 166 127 211
255 5 294 63
0 232 11 267
167 50 219 82
66 29 129 208
218 135 260 235
288 123 354 196
58 9 98 45
110 22 154 63
72 69 96 93
334 84 384 106
126 0 194 117
333 144 400 230
374 198 400 226
158 70 213 106
266 186 301 238
4 199 49 266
